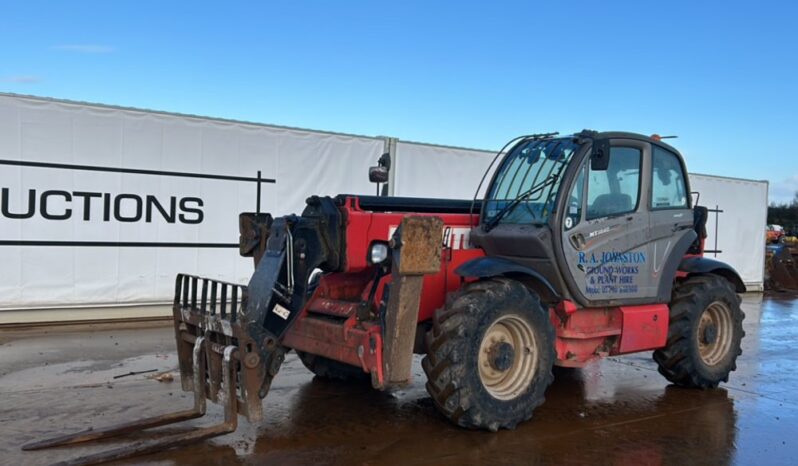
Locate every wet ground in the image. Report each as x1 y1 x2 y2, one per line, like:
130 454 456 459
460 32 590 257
1 293 796 466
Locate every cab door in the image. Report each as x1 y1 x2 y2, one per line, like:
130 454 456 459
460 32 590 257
647 144 695 298
559 139 656 304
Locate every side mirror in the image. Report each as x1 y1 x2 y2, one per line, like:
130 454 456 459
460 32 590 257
590 139 610 171
369 165 389 183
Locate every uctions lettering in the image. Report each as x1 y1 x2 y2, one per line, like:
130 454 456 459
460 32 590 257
0 188 205 224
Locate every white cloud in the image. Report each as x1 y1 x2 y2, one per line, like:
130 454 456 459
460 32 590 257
2 75 41 84
770 175 798 205
52 44 114 54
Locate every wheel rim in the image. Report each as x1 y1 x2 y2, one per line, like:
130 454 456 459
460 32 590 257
478 314 538 400
696 301 734 366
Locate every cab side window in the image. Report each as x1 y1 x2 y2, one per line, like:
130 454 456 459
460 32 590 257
651 146 688 209
586 147 641 219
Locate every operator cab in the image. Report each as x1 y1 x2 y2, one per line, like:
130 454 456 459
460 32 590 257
472 131 696 307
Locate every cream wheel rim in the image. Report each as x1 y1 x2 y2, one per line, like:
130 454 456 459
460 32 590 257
697 301 734 366
478 314 538 400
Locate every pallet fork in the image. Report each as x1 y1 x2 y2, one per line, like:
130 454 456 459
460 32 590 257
22 336 237 466
22 266 282 466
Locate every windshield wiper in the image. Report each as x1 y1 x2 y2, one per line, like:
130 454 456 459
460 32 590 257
483 174 558 232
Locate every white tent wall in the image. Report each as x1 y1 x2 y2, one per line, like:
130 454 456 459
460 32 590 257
392 141 495 199
689 174 768 290
0 94 383 320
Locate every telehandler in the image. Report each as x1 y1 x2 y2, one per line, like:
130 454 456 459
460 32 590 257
25 130 745 465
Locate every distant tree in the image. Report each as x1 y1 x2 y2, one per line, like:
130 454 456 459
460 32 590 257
768 190 798 235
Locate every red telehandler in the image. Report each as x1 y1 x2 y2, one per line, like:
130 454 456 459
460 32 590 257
25 131 746 465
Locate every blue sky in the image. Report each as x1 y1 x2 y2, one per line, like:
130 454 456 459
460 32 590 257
2 1 797 203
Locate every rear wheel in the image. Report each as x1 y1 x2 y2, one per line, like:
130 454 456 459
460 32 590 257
422 278 555 431
654 275 745 388
296 351 370 382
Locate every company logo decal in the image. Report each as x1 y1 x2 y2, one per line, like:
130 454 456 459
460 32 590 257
579 250 647 295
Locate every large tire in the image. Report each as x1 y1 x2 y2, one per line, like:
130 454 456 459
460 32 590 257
422 278 555 431
296 351 370 382
653 275 745 388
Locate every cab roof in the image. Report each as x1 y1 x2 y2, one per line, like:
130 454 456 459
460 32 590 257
571 129 682 156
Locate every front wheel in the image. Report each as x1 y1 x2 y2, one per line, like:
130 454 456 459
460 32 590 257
653 275 745 388
422 278 555 431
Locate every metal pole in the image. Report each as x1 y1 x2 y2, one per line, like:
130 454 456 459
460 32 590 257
380 137 398 197
715 204 720 258
256 170 262 214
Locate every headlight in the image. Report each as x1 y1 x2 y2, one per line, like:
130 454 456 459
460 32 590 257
369 242 390 264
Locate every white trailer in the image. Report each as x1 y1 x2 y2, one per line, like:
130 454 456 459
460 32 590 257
688 174 768 290
0 93 769 324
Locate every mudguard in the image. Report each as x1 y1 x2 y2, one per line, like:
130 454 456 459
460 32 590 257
679 256 746 293
455 256 560 300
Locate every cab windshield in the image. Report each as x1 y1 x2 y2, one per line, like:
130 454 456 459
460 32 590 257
483 138 580 226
